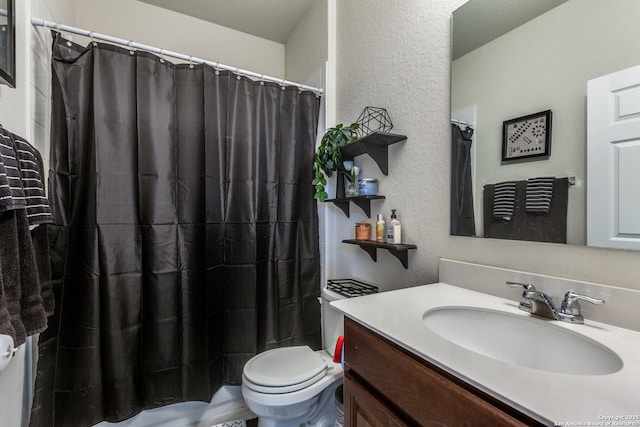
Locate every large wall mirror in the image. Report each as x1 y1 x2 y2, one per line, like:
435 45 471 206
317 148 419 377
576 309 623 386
0 0 14 87
451 0 640 249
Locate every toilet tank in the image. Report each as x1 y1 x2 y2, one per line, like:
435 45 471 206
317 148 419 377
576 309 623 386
321 280 378 358
321 286 345 358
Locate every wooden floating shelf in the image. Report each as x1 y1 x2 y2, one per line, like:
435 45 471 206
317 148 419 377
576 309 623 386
342 239 417 269
325 195 385 218
340 132 407 176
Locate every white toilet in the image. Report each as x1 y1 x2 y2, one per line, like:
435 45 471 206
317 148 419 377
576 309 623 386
241 282 371 427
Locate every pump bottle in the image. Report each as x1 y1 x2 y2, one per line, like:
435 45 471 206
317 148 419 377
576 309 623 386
386 209 401 244
375 214 385 243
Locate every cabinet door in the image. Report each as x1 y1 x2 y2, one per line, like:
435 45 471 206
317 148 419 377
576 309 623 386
345 318 537 426
344 371 407 427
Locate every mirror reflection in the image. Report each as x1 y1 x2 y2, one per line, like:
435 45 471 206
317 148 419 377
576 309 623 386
0 0 14 87
451 0 640 248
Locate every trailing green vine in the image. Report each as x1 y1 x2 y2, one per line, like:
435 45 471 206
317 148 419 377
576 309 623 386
312 123 359 202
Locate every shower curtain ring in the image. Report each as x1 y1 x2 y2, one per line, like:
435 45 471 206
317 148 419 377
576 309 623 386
281 78 286 90
259 75 265 86
188 56 194 69
89 31 97 46
159 48 165 63
213 62 220 75
128 40 135 55
236 68 241 80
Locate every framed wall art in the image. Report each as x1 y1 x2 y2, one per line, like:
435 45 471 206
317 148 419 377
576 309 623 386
502 110 552 161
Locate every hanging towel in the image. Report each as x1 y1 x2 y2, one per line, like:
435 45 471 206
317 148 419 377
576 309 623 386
12 134 55 317
0 142 15 335
526 176 554 214
10 132 50 339
0 128 50 345
12 135 53 227
0 285 15 343
0 129 26 212
522 178 569 243
493 181 516 220
0 208 48 345
0 211 28 345
0 152 13 212
0 254 16 342
15 209 48 339
0 129 28 344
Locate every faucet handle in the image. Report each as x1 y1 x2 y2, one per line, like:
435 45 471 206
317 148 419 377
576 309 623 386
506 281 535 291
562 291 604 310
506 281 535 312
560 291 605 322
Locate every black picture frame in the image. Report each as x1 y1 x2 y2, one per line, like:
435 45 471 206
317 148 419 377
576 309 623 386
0 0 15 88
502 110 552 161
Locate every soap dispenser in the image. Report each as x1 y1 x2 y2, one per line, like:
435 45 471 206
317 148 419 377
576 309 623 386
386 209 401 244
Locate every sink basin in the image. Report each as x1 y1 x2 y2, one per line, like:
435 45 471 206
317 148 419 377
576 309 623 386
422 306 622 375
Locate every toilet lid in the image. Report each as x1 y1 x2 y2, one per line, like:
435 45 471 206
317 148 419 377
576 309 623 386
243 346 328 391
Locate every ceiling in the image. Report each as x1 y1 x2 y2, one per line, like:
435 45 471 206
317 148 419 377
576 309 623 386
138 0 568 58
138 0 315 44
452 0 568 60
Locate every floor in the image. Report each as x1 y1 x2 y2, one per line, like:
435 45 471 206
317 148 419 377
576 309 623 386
94 386 256 427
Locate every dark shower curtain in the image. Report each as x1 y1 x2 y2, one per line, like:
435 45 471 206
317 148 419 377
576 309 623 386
30 33 322 427
450 123 476 236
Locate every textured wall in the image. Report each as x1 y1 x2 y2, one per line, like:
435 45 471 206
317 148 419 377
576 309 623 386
332 0 640 292
285 0 327 87
330 0 465 290
74 0 285 78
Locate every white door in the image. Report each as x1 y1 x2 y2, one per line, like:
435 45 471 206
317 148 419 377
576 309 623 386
587 64 640 250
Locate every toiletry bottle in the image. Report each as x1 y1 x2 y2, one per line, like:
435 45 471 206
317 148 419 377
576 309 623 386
386 209 401 244
375 213 385 243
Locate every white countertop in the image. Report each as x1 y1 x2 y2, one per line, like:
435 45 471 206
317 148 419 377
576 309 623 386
331 283 640 425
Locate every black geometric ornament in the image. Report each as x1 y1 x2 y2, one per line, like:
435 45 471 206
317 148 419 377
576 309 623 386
355 106 393 138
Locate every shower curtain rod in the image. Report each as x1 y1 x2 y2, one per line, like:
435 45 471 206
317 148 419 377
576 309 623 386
451 118 472 127
31 17 324 94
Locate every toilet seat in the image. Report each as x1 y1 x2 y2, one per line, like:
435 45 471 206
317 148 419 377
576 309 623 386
243 346 328 394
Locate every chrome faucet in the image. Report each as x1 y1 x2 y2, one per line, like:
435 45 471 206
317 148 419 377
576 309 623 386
506 281 604 324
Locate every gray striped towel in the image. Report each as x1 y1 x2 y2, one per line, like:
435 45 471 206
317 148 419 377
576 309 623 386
526 177 554 214
493 181 516 220
0 129 27 212
11 134 53 227
0 151 12 210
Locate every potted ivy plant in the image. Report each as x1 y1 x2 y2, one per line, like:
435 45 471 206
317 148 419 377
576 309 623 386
312 123 359 202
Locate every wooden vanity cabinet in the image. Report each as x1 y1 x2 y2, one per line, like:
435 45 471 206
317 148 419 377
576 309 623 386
343 318 544 426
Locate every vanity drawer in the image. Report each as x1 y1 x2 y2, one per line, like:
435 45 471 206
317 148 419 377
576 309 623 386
344 370 406 427
344 318 541 426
